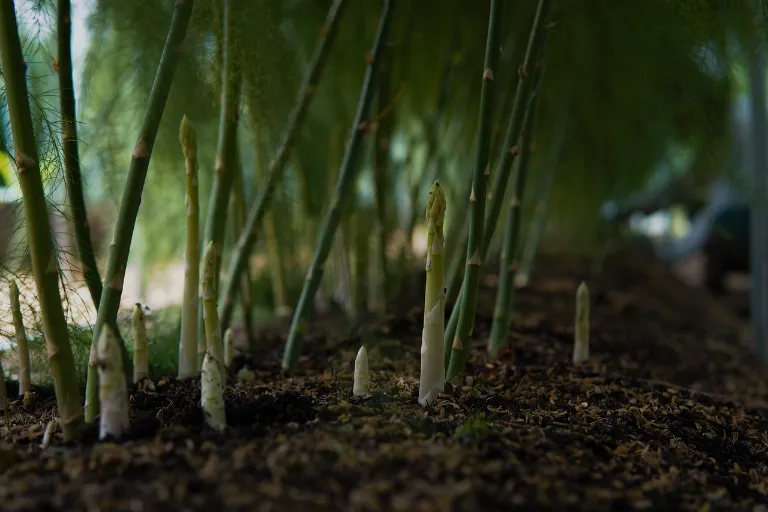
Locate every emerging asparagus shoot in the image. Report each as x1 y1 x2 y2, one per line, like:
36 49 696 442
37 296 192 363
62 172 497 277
178 114 200 380
132 304 149 383
202 241 225 377
201 351 226 431
419 180 447 406
573 282 590 365
98 326 130 440
223 327 235 368
9 280 31 395
353 346 371 397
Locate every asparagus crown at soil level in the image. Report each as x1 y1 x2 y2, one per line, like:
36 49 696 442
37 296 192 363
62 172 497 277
97 325 130 440
179 114 197 162
179 114 200 380
202 240 225 376
201 351 226 431
132 303 149 383
353 346 371 396
419 180 447 406
573 281 590 365
0 0 83 439
9 279 31 395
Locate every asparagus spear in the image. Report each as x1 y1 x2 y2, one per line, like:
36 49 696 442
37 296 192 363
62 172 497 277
0 0 83 439
201 351 226 431
419 180 447 406
572 282 590 365
202 241 225 377
98 325 129 440
9 280 31 395
353 346 371 397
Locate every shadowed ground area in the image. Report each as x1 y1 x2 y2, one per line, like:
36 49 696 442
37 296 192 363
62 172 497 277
1 250 768 511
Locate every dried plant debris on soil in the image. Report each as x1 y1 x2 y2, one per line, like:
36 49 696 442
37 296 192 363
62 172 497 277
2 252 768 511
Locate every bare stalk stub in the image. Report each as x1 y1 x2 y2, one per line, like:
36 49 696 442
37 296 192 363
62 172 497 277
573 282 590 365
201 351 226 431
98 326 130 440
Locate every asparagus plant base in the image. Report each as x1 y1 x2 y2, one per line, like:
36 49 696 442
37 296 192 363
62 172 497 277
1 255 763 510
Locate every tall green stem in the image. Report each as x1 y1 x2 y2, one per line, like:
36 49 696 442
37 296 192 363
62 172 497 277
444 0 551 365
197 0 242 361
178 115 200 379
444 0 503 383
0 0 83 439
9 280 31 394
83 0 194 423
57 0 102 309
282 0 396 371
372 40 393 310
218 0 348 332
488 88 543 357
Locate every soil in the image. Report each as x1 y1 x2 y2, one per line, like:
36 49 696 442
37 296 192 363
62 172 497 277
2 249 768 511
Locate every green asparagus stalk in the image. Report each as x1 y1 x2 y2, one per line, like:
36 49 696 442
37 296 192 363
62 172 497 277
572 282 590 364
202 241 225 377
9 280 31 395
223 327 235 368
57 0 102 309
0 0 83 439
516 89 571 288
196 0 242 363
230 154 254 339
84 0 194 423
98 325 129 440
488 89 543 358
178 115 200 380
201 350 226 431
282 0 396 371
372 40 393 310
353 345 371 397
218 0 348 332
0 358 6 426
257 142 291 318
444 0 503 383
444 0 551 362
132 303 148 383
419 180 447 405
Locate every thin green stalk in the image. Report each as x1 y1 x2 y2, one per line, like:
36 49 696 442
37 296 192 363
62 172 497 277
488 88 543 358
444 0 551 365
83 0 194 423
178 115 200 380
218 0 348 332
202 241 225 378
0 0 83 439
516 90 571 288
9 280 31 395
254 126 291 317
444 0 503 383
282 0 396 371
57 0 102 308
197 0 242 364
372 40 393 310
230 141 254 339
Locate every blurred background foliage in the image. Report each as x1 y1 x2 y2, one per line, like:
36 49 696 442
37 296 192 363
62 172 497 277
1 0 768 378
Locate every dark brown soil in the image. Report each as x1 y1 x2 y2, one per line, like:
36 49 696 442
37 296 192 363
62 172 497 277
2 250 768 511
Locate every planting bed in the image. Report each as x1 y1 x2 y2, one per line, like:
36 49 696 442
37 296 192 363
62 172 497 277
1 250 768 511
